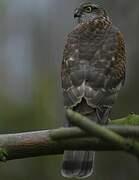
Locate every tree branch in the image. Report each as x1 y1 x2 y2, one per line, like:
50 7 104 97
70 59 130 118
0 130 121 161
0 131 127 161
0 125 138 161
66 109 139 157
51 126 139 140
0 111 138 161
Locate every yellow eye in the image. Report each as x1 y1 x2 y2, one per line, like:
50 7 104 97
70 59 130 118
84 6 93 13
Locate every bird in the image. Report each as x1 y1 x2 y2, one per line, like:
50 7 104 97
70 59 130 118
61 2 126 179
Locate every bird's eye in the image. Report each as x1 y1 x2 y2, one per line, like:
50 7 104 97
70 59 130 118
84 6 93 13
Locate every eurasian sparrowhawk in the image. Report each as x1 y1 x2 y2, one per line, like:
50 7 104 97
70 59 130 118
61 2 126 178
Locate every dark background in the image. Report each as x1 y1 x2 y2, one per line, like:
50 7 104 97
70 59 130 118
0 0 139 179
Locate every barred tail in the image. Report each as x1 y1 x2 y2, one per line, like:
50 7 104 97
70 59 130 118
61 150 95 178
61 104 111 178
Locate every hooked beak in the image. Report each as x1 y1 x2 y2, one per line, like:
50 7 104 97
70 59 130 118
74 8 82 18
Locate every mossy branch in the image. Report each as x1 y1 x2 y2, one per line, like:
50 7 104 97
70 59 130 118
66 109 139 157
109 113 139 125
0 111 138 161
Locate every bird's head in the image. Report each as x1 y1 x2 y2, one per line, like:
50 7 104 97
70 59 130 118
74 2 109 23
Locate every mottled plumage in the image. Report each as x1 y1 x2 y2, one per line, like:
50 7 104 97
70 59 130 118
61 2 126 179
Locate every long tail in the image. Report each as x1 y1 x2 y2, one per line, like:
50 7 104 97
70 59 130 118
61 151 95 178
61 105 111 178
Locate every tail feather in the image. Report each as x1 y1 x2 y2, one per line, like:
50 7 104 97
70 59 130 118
61 105 111 178
61 151 95 178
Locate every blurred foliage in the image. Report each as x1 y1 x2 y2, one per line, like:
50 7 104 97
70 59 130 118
0 75 60 132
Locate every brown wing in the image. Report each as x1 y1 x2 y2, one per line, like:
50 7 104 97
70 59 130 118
61 19 126 114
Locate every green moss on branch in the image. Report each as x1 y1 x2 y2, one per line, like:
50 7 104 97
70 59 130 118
110 113 139 125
